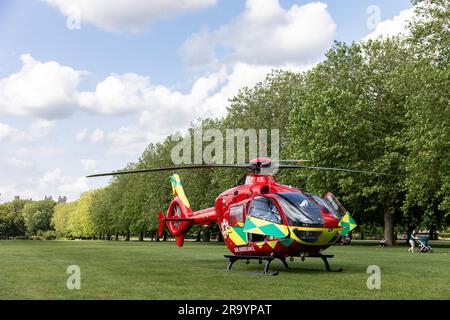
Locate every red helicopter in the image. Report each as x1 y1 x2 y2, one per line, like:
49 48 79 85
89 157 382 275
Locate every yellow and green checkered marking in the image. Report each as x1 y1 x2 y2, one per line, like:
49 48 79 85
339 212 357 236
226 216 344 247
242 216 289 238
226 226 248 246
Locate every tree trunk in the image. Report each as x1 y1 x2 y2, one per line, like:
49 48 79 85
106 233 111 240
125 230 130 241
384 204 396 246
163 231 167 241
196 230 201 242
155 231 160 242
138 231 144 241
115 231 119 241
202 228 210 242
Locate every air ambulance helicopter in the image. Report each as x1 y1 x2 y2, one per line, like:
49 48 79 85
88 157 386 275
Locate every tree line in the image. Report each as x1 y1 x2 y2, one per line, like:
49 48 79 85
1 0 448 244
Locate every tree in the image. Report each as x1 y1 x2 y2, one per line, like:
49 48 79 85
52 201 79 238
67 192 95 238
90 187 115 239
0 200 29 238
401 0 450 233
287 40 408 245
22 200 56 235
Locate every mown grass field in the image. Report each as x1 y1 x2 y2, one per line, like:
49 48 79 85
0 240 449 300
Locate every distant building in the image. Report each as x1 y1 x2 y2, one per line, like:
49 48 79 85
14 196 20 200
58 196 67 204
44 195 53 201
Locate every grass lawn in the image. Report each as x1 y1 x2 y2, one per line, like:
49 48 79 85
0 240 449 300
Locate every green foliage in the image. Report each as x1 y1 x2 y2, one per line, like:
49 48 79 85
22 200 55 235
67 192 95 238
52 201 79 238
36 230 57 240
0 200 29 238
401 0 450 229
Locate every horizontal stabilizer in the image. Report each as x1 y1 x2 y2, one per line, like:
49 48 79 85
158 210 165 238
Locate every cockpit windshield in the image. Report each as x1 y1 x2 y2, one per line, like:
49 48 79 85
274 192 324 227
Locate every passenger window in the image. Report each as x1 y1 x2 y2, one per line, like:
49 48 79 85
229 205 245 227
250 196 282 224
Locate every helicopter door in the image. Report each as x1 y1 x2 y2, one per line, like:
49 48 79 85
245 195 288 243
323 192 347 219
226 204 248 246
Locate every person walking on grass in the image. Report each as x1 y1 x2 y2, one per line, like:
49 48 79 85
408 230 417 253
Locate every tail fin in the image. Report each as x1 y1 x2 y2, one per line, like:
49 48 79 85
169 174 190 208
158 174 194 247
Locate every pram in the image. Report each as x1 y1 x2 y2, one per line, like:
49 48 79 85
417 235 433 253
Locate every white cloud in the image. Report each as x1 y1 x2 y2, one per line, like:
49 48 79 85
364 7 415 41
37 168 90 200
102 61 313 160
0 123 18 142
0 41 314 139
0 54 84 119
0 168 90 202
76 128 88 142
90 128 104 143
80 159 97 171
29 119 54 134
106 126 152 156
15 146 64 157
138 62 312 131
0 120 54 143
180 0 336 70
4 158 36 170
44 0 217 32
78 73 149 115
75 128 104 143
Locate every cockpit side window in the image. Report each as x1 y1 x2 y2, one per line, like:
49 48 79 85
249 196 283 224
229 205 245 227
307 193 339 218
324 193 346 218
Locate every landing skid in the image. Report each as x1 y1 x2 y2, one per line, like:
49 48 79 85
224 255 288 275
224 253 342 274
307 253 343 272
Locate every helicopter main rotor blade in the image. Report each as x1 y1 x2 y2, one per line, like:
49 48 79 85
278 164 399 176
275 159 313 163
86 164 251 178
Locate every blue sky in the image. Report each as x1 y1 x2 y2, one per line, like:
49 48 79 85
0 0 414 202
